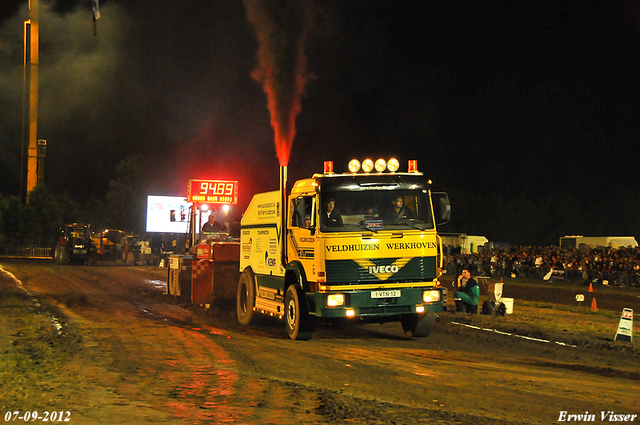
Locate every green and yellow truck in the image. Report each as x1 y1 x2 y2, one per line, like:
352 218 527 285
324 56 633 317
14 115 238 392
237 158 451 340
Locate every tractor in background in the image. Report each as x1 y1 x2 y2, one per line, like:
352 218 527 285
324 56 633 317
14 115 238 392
53 223 98 265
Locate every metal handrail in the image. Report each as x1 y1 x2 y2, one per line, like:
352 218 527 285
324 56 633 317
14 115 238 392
0 247 51 258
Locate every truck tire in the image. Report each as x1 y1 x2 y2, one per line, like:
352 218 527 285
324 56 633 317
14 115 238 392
284 285 314 340
401 312 436 337
237 269 257 326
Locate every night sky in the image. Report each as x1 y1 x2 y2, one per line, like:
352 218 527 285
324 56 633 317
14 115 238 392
1 0 639 210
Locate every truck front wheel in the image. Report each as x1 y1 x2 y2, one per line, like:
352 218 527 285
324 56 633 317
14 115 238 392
284 285 314 340
237 270 256 326
401 312 436 337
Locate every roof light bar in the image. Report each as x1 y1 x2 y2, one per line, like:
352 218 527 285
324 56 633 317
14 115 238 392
343 157 414 173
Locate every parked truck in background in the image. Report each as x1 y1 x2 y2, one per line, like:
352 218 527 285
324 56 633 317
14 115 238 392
440 233 489 254
238 158 451 340
560 235 638 251
92 229 128 261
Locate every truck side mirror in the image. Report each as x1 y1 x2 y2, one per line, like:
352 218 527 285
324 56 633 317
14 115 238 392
432 192 451 225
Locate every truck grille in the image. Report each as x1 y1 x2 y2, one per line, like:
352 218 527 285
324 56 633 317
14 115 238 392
325 256 436 284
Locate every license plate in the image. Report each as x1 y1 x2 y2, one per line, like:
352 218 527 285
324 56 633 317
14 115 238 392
371 290 400 298
73 249 87 254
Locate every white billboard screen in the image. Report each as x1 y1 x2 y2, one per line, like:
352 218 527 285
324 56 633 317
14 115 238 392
146 196 192 233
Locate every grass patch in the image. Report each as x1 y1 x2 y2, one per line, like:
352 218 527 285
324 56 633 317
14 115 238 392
446 296 640 354
443 272 638 350
0 281 86 410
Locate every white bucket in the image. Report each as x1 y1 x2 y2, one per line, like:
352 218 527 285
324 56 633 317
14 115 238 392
501 297 514 314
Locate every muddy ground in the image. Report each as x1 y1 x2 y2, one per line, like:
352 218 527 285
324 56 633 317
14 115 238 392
0 259 638 424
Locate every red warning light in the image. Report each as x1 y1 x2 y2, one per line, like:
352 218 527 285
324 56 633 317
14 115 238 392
324 161 334 174
408 160 418 173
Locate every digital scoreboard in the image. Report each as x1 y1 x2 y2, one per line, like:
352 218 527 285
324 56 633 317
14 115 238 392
187 179 238 204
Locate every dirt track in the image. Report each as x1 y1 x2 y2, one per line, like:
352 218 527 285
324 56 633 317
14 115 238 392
0 259 638 424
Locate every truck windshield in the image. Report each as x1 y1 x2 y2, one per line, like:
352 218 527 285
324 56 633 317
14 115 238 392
319 188 434 232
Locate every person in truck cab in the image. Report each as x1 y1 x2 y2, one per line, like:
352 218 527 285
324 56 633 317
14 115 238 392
383 196 416 223
322 198 343 227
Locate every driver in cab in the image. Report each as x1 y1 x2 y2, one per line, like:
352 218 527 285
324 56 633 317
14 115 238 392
322 198 343 227
383 196 416 222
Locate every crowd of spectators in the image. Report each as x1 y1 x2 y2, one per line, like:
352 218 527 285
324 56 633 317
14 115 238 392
444 245 640 288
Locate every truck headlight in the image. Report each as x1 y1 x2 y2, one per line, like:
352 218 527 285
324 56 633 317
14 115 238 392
422 290 440 303
327 294 345 307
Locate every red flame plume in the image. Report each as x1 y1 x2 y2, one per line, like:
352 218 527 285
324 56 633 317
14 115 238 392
244 0 312 167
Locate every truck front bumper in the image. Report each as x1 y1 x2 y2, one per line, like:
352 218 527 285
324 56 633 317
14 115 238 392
312 287 444 319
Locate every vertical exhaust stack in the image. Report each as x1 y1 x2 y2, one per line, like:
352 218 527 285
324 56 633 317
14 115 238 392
280 165 288 268
243 0 311 269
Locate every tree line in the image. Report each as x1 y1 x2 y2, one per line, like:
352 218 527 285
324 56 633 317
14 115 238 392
0 156 149 248
1 155 639 248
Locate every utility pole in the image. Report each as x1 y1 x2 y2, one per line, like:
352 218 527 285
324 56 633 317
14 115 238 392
24 0 39 202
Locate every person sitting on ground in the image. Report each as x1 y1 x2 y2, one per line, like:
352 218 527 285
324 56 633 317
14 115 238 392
454 266 480 313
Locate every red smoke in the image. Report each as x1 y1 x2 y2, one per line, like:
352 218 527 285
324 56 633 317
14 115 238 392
244 0 312 167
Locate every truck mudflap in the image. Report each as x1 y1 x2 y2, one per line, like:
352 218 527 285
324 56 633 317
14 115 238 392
311 286 444 319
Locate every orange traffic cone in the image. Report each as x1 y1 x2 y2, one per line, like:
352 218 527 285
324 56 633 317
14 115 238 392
591 297 598 311
588 282 593 292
